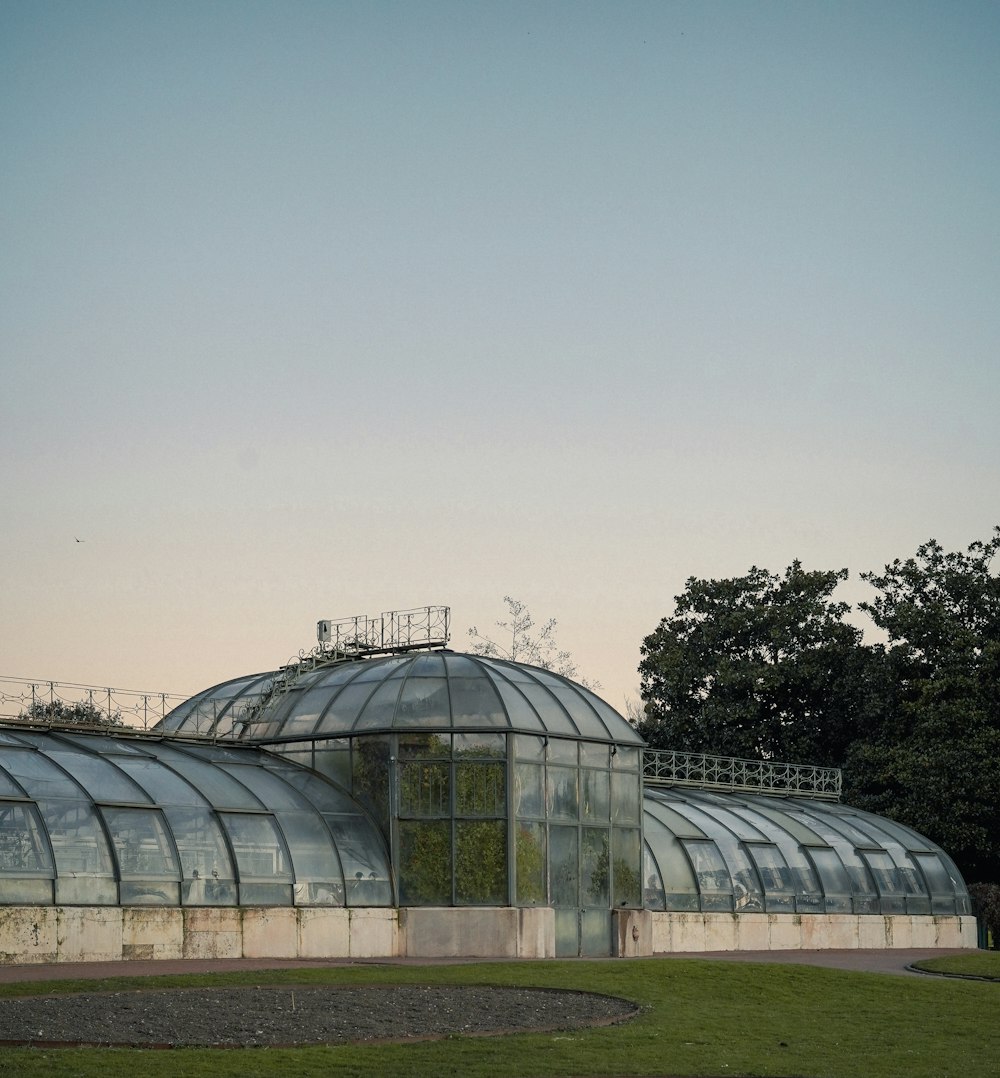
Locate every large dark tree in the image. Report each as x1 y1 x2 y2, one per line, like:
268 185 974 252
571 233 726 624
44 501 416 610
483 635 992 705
845 528 1000 882
637 562 873 766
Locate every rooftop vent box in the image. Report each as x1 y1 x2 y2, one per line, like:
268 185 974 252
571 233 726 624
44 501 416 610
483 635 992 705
317 620 332 643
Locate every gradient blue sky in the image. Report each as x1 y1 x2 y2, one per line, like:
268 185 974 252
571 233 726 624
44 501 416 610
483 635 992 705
2 1 998 712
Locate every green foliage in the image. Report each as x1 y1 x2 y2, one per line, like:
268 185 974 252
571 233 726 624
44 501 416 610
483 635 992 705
514 823 546 903
17 699 123 727
455 820 506 903
638 528 1000 884
638 562 869 764
968 883 1000 949
1 958 999 1077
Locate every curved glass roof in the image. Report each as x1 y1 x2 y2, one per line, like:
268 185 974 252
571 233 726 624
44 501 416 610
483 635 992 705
642 786 970 917
157 652 643 746
0 726 391 908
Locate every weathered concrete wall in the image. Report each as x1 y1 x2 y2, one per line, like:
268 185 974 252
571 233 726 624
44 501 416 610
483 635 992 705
0 906 978 964
650 911 978 952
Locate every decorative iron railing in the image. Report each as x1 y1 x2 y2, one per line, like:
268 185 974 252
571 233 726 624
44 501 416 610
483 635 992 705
643 748 842 800
315 605 450 657
0 675 189 731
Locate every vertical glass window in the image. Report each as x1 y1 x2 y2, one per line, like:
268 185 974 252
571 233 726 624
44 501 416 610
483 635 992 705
681 840 733 911
0 803 51 873
549 824 579 907
580 768 610 822
398 820 451 904
612 828 642 908
456 820 506 904
581 828 610 907
514 763 544 818
547 767 578 821
515 821 546 905
642 841 666 910
351 736 390 835
611 769 641 825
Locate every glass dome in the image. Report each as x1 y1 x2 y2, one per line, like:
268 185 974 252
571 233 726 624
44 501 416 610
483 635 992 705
158 652 643 747
0 726 390 908
642 786 971 917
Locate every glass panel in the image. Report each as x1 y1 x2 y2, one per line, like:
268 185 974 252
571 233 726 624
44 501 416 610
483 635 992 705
239 882 293 906
55 876 117 903
399 761 450 817
579 742 609 768
294 880 343 906
514 735 546 762
160 806 234 901
355 678 404 730
580 909 611 957
515 821 546 905
642 842 665 910
808 847 854 912
223 765 312 811
453 733 506 758
456 820 506 904
398 820 451 904
395 677 450 726
611 769 641 825
220 813 292 880
615 746 641 771
448 678 507 727
554 907 579 957
581 827 609 907
316 683 380 734
324 815 391 906
101 807 178 879
863 850 904 897
455 761 505 817
581 767 609 822
747 844 795 912
120 880 179 905
549 824 579 907
149 746 265 808
46 754 149 806
487 676 545 731
277 810 341 883
914 852 954 896
546 738 577 765
406 653 446 676
514 763 544 818
0 766 29 797
0 878 53 903
351 736 390 835
0 802 52 873
113 758 205 806
0 749 84 798
644 817 699 904
547 766 578 821
682 839 733 910
398 732 450 759
37 798 114 875
644 798 707 839
310 744 351 787
612 823 646 909
516 685 576 734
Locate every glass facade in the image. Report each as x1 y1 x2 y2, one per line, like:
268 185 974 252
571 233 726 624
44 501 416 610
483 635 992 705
643 787 971 917
0 728 390 908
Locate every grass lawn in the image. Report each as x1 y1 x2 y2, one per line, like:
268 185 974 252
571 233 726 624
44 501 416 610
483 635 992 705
912 951 1000 979
0 957 997 1078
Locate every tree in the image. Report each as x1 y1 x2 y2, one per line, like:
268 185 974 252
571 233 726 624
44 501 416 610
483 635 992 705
637 562 871 765
17 699 124 728
468 596 601 689
845 528 1000 882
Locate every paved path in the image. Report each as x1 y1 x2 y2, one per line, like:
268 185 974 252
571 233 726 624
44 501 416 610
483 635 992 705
0 948 969 984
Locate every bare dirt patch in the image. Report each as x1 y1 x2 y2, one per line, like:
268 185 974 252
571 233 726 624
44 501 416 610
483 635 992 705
0 984 638 1048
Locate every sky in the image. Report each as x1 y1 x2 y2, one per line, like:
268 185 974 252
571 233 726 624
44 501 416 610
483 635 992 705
2 0 998 715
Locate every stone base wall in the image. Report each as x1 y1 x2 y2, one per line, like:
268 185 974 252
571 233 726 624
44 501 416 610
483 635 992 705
647 911 978 953
0 905 978 965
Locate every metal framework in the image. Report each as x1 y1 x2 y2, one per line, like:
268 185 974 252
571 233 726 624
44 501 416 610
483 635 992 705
642 748 842 800
0 675 187 731
316 606 450 657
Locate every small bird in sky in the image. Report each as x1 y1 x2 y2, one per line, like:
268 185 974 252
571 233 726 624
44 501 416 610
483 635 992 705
75 537 85 543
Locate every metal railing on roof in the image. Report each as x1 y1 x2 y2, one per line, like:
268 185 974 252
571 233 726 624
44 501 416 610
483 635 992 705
643 748 842 800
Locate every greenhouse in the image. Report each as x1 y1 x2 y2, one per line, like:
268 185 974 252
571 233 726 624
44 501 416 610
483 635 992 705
0 609 978 962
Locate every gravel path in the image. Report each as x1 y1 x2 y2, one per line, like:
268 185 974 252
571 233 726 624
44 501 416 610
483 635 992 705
0 984 638 1048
